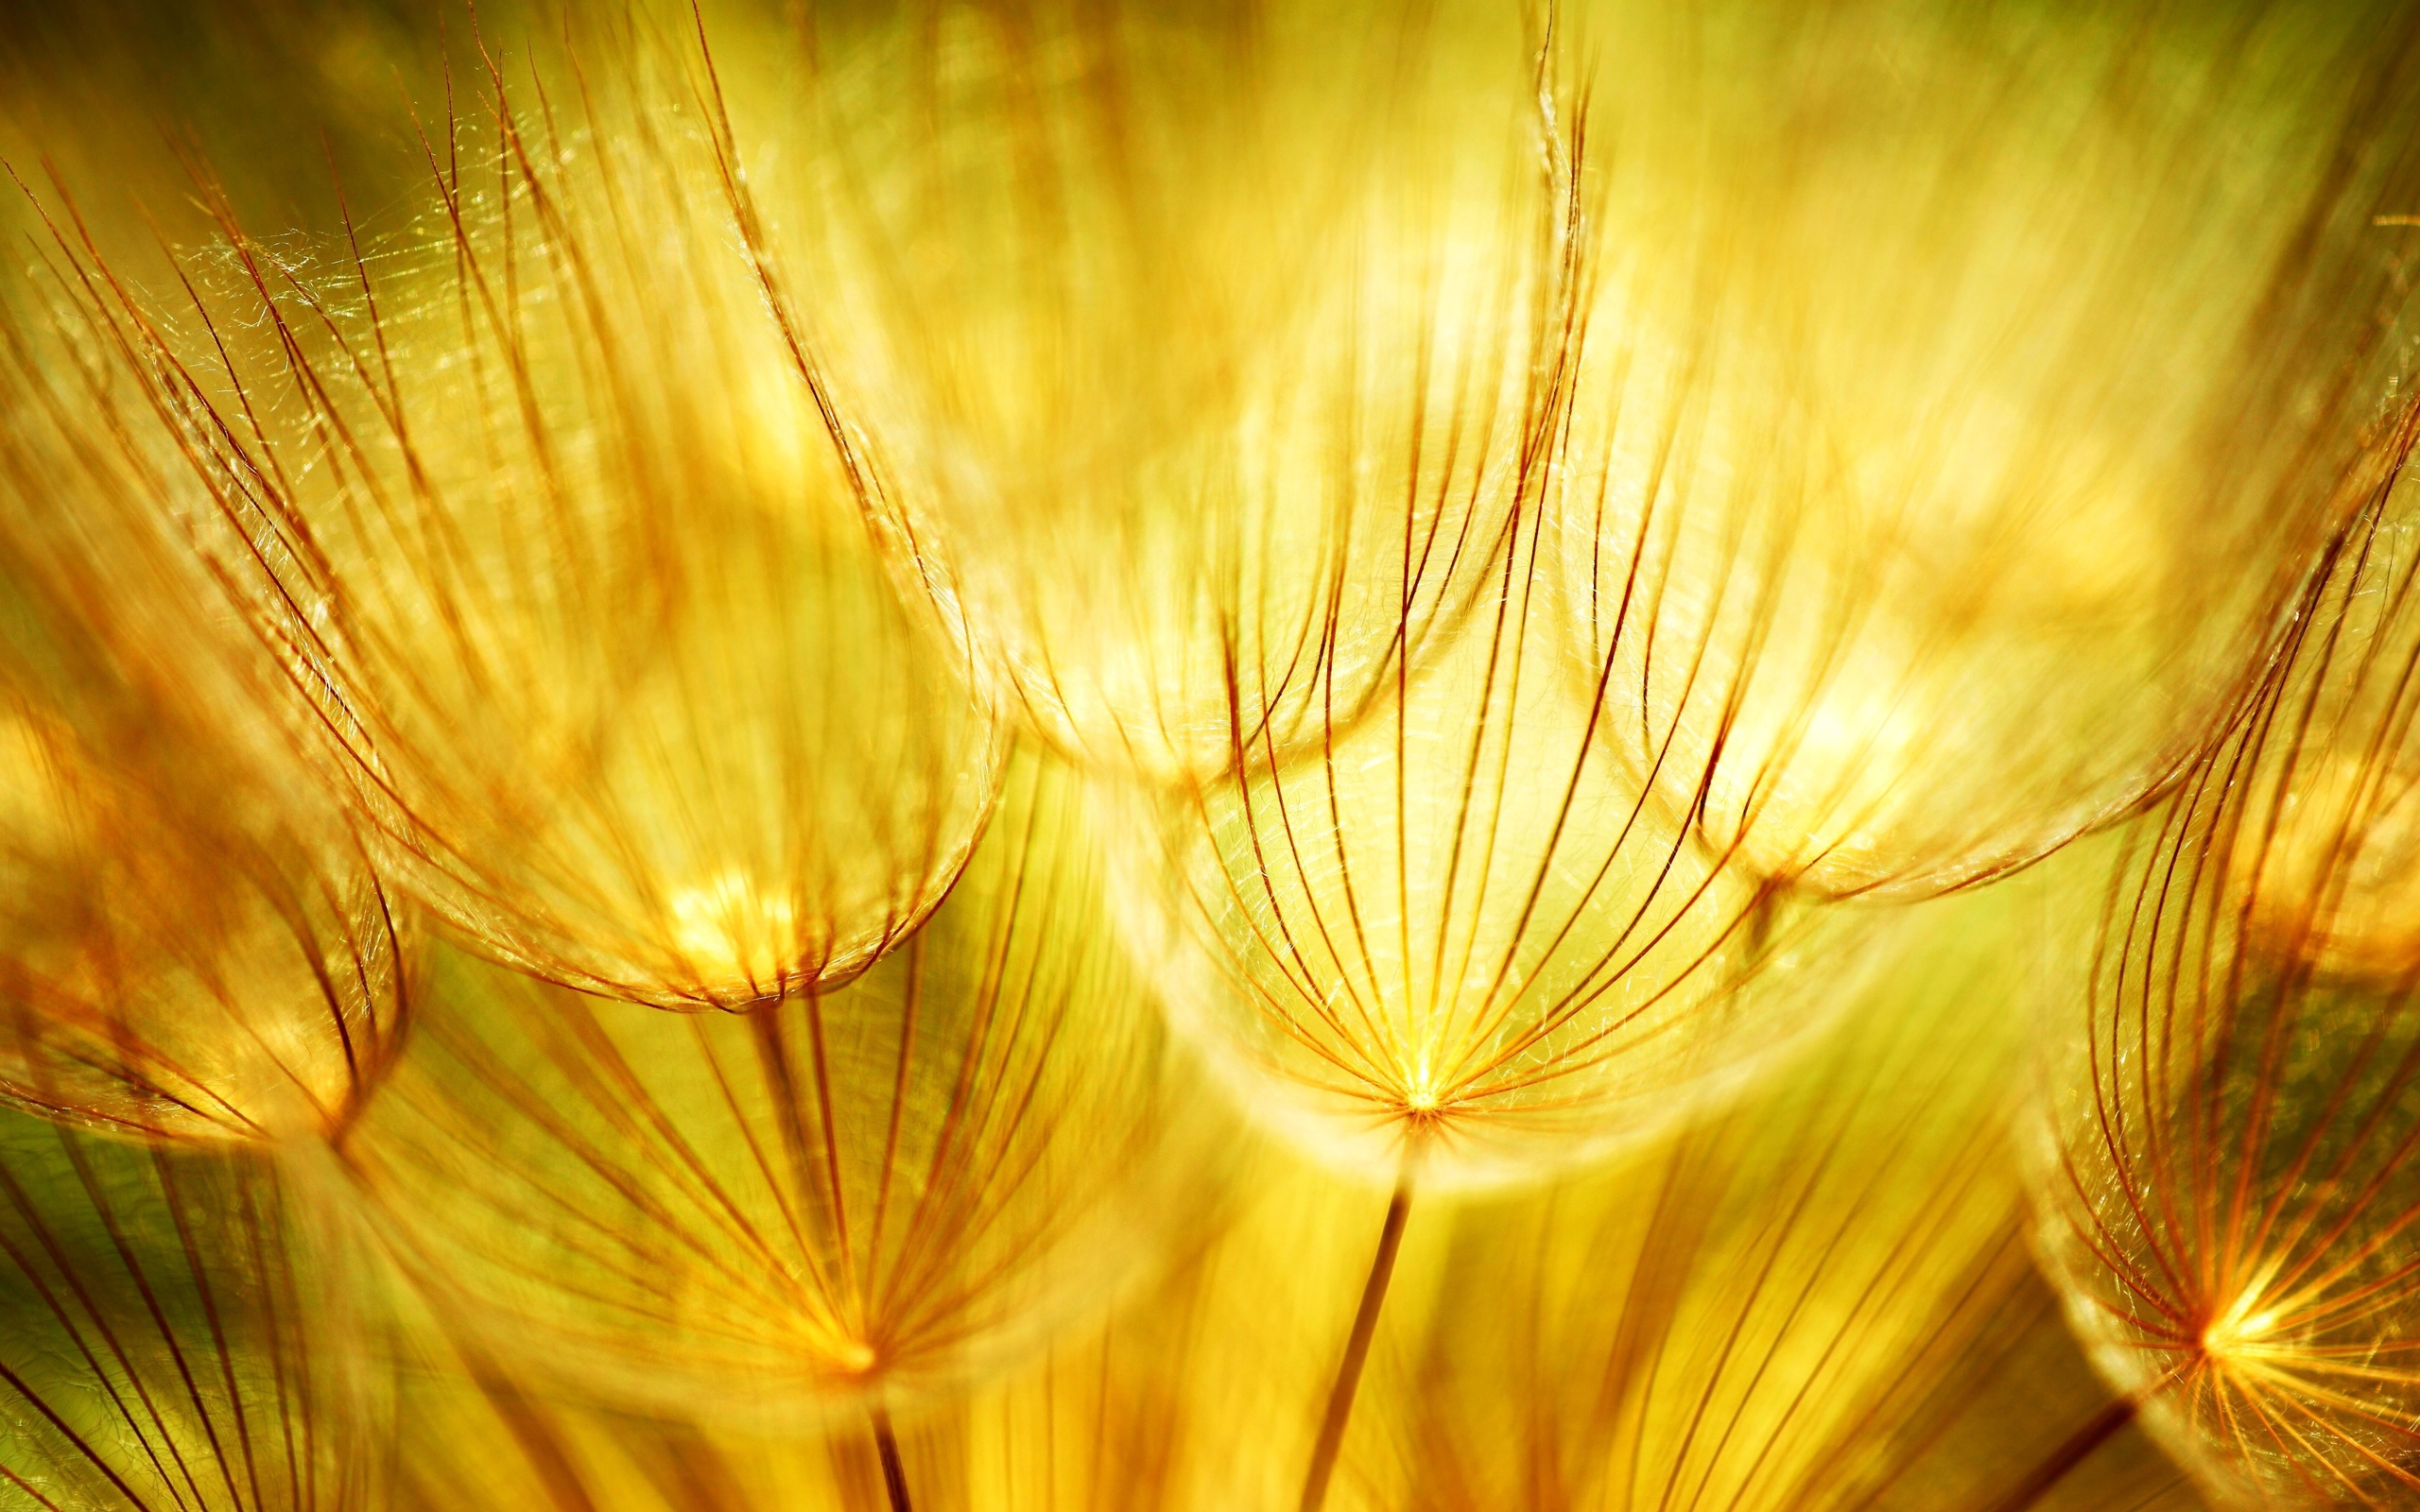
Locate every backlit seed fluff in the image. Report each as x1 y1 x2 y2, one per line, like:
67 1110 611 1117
1120 493 1864 1192
2032 443 2420 1507
341 748 1205 1424
0 1113 390 1508
767 1 1574 787
37 53 1003 1010
0 293 409 1146
7 3 2420 1509
1552 0 2420 898
1363 896 2073 1512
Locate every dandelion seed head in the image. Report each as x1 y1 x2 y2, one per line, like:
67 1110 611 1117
790 1 1559 786
12 0 2420 1502
0 440 411 1145
349 751 1201 1422
37 68 1009 1013
1130 495 1866 1191
2036 463 2420 1505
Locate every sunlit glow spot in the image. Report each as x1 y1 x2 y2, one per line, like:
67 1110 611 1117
2202 1292 2284 1364
827 1337 878 1375
668 871 798 981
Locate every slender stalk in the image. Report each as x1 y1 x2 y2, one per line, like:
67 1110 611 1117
871 1405 913 1512
1299 1172 1417 1512
1979 1395 2137 1512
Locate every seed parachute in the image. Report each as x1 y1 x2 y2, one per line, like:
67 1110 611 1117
5 2 2420 1511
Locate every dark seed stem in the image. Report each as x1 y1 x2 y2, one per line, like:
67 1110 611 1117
1980 1395 2137 1512
1299 1172 1417 1512
872 1406 913 1512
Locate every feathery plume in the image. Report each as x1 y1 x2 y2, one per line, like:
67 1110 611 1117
2032 404 2420 1505
1124 517 1852 1194
1356 884 2193 1512
1552 0 2420 899
339 747 1204 1510
0 1109 389 1510
744 0 1572 787
0 263 410 1147
26 24 1002 1009
1114 397 1870 1505
12 2 2420 1508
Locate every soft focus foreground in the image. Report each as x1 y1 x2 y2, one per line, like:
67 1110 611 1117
3 2 2420 1509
